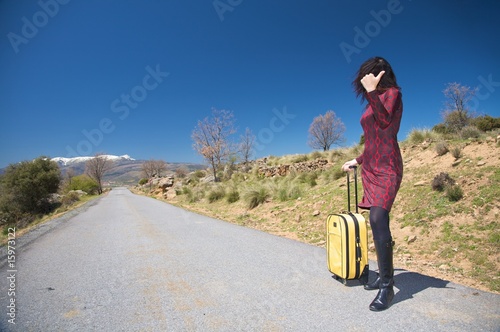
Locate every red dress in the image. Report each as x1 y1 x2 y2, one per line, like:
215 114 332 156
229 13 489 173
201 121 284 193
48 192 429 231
355 87 403 212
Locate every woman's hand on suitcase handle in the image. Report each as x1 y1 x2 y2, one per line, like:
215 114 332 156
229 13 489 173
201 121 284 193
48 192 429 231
342 159 358 172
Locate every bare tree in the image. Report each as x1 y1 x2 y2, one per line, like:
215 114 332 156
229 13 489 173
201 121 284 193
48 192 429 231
442 82 476 132
85 154 112 194
239 127 255 165
153 160 167 177
141 159 156 179
65 167 76 186
308 110 346 151
192 109 236 182
175 165 189 178
142 159 167 178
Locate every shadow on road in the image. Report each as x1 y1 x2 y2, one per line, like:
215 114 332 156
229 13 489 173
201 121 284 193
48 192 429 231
328 269 454 306
392 269 453 305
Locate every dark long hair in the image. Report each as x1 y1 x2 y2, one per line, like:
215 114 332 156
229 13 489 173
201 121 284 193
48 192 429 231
352 56 400 103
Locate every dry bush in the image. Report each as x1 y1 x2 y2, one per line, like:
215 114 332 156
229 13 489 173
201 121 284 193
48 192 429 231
451 146 463 159
435 141 449 156
432 172 455 192
459 126 481 140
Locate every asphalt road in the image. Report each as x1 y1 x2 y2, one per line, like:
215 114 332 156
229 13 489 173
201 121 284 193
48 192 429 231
0 187 499 331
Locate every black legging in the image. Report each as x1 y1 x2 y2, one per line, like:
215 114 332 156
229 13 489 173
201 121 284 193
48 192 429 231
369 206 392 242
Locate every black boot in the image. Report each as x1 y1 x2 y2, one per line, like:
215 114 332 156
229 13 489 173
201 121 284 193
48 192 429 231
369 239 395 311
364 275 380 290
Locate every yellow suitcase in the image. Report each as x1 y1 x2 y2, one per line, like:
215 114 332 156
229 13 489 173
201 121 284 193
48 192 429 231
326 166 369 285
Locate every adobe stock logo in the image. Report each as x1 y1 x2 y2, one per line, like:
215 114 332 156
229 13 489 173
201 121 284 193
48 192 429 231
213 0 243 22
7 0 71 54
470 74 500 111
65 65 169 158
250 106 296 157
339 0 408 64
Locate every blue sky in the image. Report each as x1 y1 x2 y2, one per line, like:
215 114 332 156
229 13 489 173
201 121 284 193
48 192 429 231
1 0 499 168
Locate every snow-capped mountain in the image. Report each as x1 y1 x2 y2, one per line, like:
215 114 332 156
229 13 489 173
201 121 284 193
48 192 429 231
51 154 135 166
1 154 204 185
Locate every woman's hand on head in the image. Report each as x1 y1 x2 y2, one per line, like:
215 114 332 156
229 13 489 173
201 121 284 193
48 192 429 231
341 159 358 172
360 70 385 92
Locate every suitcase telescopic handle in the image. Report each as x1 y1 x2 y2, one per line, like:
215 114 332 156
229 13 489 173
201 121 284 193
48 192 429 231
347 166 358 213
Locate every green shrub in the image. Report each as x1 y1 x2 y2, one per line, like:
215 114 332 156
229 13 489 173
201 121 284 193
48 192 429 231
310 151 323 160
297 172 318 187
435 141 449 156
408 129 426 144
0 157 61 215
328 150 344 163
291 154 309 163
187 187 205 203
446 184 463 202
432 123 449 135
207 186 225 203
138 178 148 185
64 175 99 195
276 182 303 202
471 115 500 132
226 189 240 203
432 173 455 192
443 110 471 133
194 170 206 178
244 187 269 209
61 191 80 206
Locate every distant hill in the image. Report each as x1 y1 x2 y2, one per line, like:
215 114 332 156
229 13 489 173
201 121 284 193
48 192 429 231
50 154 206 186
0 155 205 186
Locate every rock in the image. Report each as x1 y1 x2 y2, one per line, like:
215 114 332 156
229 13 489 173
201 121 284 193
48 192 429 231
414 181 426 187
452 160 461 167
312 210 320 216
296 214 302 222
165 188 177 199
69 190 87 196
439 264 449 271
477 161 486 167
201 175 215 183
407 235 417 244
257 159 331 177
158 176 174 191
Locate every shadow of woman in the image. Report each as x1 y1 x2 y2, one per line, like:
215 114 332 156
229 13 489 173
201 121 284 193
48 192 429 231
392 269 453 305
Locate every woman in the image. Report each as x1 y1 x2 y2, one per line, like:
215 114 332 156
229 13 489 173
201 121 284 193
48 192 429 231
342 56 403 311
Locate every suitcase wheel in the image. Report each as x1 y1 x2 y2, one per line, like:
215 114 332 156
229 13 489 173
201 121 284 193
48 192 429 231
332 274 348 285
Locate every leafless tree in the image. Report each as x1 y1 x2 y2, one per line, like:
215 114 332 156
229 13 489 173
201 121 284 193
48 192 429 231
141 160 156 179
442 82 476 132
65 167 76 186
85 154 112 194
239 127 255 165
192 109 236 182
308 110 346 151
153 160 167 177
142 159 167 178
175 165 189 178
